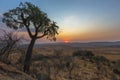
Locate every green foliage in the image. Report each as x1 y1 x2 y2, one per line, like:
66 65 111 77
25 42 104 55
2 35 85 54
2 2 59 40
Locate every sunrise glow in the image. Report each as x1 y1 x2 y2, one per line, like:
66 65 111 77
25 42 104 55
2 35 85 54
64 40 69 43
0 0 120 42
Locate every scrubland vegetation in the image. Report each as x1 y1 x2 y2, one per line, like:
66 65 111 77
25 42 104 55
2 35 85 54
0 43 120 80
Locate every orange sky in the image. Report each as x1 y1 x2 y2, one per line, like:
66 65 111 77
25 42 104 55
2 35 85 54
1 0 120 43
16 25 120 43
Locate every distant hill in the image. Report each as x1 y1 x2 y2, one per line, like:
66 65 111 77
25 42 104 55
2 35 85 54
67 41 120 48
18 41 120 50
31 41 120 48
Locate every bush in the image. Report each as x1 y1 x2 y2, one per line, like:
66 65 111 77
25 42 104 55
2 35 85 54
36 73 51 80
72 50 110 64
0 30 21 63
113 68 120 75
85 51 94 57
91 56 109 63
72 50 94 58
54 49 63 56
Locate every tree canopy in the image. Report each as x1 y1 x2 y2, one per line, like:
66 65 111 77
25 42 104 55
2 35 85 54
2 2 59 40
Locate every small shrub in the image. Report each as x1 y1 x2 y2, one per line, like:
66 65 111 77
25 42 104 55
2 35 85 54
54 49 63 56
111 61 116 64
111 75 118 80
85 51 94 57
72 50 81 57
36 73 51 80
113 68 120 75
72 50 94 58
91 56 109 63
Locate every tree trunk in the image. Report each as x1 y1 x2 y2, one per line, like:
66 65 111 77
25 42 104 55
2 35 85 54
23 38 36 73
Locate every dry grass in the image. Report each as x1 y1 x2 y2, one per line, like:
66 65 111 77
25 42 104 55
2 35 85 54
102 54 120 61
29 46 120 80
0 45 120 80
81 47 120 61
0 62 36 80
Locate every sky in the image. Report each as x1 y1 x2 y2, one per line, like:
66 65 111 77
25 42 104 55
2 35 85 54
0 0 120 42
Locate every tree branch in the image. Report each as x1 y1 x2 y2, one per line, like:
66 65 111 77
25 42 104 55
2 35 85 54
26 26 33 38
34 22 43 37
36 29 49 39
21 12 33 38
36 33 46 39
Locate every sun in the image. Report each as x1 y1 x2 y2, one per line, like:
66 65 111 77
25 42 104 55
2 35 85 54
64 40 69 43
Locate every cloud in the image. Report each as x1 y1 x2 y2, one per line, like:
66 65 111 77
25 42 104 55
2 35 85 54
58 16 81 34
59 16 80 28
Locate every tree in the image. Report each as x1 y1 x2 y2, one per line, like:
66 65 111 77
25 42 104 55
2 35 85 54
0 29 21 63
2 2 59 73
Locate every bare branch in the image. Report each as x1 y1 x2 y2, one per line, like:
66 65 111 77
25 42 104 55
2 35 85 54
0 30 21 62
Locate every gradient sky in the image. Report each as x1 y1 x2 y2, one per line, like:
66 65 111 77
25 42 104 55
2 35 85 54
0 0 120 42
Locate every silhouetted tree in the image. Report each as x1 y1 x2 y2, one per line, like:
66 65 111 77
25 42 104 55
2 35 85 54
0 30 21 63
2 2 59 73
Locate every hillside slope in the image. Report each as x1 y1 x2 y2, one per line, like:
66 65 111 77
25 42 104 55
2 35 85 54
0 61 36 80
0 47 120 80
31 50 120 80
